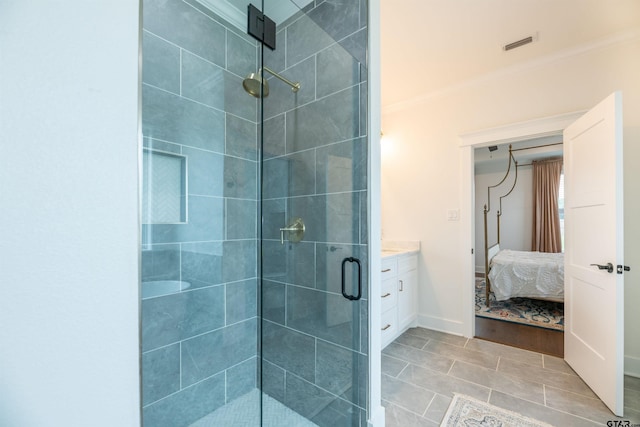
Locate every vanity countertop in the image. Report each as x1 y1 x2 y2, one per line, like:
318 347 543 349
381 240 420 258
381 248 419 258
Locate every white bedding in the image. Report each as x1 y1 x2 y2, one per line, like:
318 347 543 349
488 249 564 301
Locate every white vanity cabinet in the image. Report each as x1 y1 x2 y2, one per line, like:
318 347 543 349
396 254 418 331
380 251 418 348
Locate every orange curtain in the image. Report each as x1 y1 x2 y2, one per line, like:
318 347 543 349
531 158 563 253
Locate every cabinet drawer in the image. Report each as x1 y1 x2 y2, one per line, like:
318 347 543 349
398 254 417 273
381 277 397 313
381 308 397 344
381 257 397 279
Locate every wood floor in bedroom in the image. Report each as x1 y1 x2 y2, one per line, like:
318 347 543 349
473 273 564 357
475 316 564 357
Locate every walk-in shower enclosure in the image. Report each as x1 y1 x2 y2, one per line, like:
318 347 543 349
140 0 370 425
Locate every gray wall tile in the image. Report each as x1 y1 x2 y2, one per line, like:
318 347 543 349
359 83 367 137
227 30 257 77
142 85 225 153
286 15 335 67
286 86 360 153
181 318 257 386
316 244 368 299
261 198 286 240
142 244 180 282
306 0 360 43
359 191 368 245
263 114 286 159
317 43 360 98
262 157 290 200
338 28 367 68
226 114 258 161
285 374 360 427
262 359 285 403
287 286 360 350
143 372 225 427
359 300 368 355
183 146 224 197
142 31 180 94
226 199 257 240
181 51 227 110
225 72 258 121
143 0 226 67
316 138 367 194
316 340 367 407
262 240 316 288
263 29 285 72
222 240 257 283
142 286 225 351
223 156 257 199
262 321 315 382
226 356 257 403
262 280 285 325
311 393 361 426
181 242 223 288
287 192 362 246
226 278 257 324
142 344 180 405
263 57 316 120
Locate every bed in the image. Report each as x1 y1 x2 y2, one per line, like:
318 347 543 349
482 143 565 306
486 244 564 302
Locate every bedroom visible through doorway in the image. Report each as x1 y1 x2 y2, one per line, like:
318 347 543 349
473 137 565 357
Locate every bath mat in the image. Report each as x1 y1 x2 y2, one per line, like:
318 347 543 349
475 279 564 331
440 394 555 427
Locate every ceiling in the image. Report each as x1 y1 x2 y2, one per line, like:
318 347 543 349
381 0 640 109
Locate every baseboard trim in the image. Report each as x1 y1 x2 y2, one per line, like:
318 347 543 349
625 354 640 378
368 404 385 427
417 314 465 336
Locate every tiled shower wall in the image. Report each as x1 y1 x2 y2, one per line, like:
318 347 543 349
140 0 259 425
260 0 369 425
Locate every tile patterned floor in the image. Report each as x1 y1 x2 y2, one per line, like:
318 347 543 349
382 327 640 427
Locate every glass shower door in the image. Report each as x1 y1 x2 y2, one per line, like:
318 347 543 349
140 0 262 425
259 0 369 425
140 0 368 424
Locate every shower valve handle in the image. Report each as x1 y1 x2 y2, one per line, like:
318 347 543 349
279 218 305 245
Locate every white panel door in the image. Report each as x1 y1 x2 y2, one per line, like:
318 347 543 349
563 92 624 416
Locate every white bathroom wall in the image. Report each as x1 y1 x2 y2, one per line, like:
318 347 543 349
381 35 640 375
0 1 141 425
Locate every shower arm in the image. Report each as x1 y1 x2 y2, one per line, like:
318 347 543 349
262 66 300 92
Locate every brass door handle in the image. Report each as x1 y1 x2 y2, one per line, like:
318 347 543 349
279 218 305 244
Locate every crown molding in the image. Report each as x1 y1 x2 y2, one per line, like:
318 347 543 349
383 28 640 116
194 0 314 31
194 0 246 30
458 110 586 148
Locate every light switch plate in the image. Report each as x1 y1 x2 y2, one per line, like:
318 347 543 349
447 209 459 221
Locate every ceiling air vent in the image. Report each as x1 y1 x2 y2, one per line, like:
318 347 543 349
503 34 536 51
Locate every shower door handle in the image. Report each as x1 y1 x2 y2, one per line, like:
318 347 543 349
341 257 362 301
279 218 305 244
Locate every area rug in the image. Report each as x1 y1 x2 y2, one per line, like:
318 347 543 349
440 394 555 427
475 279 564 331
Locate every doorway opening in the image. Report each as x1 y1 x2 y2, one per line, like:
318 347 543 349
473 137 564 357
458 111 585 356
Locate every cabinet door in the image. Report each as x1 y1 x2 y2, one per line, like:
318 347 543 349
397 269 417 330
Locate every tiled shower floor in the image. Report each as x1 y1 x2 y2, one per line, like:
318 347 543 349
189 388 318 427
